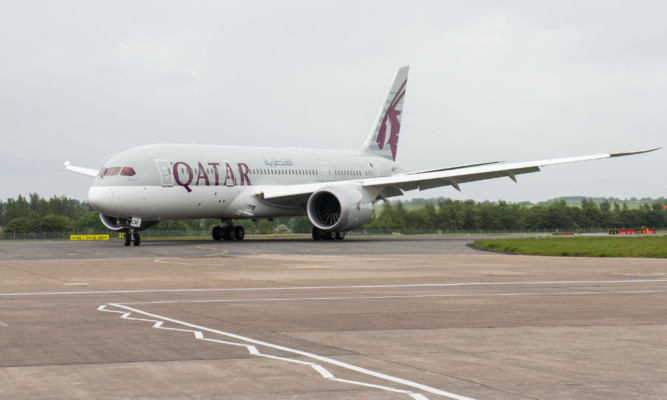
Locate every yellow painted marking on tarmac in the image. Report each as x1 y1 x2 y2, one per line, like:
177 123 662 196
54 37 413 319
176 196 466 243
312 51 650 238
154 246 229 266
195 245 230 257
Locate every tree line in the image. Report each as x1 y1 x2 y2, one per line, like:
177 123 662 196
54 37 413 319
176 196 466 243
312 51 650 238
0 194 96 233
0 194 664 235
364 197 667 232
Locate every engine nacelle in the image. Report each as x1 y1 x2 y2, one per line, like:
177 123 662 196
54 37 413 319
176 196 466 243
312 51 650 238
307 185 373 232
99 213 158 232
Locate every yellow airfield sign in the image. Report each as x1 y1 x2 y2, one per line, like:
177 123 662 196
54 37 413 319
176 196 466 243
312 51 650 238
70 234 110 241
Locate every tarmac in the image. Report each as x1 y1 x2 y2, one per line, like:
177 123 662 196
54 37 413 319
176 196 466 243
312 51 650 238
0 236 666 399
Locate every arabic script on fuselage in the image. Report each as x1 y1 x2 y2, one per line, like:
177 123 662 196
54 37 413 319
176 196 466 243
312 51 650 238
263 158 294 168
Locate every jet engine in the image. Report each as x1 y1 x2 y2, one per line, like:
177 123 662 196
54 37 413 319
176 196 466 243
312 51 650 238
306 185 373 232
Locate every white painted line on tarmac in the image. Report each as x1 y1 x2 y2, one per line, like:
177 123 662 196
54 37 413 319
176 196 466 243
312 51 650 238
1 279 666 297
115 289 667 305
99 303 476 400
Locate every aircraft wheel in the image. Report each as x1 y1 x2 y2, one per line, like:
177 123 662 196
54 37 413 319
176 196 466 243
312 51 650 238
133 232 141 246
212 226 223 241
234 226 245 240
312 227 322 240
123 233 131 246
324 231 336 240
335 231 346 241
222 226 236 240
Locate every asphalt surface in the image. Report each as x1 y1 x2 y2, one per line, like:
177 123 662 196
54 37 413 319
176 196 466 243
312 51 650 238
0 237 666 399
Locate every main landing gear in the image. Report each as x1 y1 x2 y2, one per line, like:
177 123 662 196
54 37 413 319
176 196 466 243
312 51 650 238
212 223 245 241
311 227 345 241
123 231 141 246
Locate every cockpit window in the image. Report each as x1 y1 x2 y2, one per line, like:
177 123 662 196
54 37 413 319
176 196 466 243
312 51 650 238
104 167 121 176
120 167 136 176
98 168 107 177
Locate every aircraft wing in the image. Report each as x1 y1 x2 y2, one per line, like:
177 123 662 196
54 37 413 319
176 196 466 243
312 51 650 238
64 161 99 177
259 148 661 201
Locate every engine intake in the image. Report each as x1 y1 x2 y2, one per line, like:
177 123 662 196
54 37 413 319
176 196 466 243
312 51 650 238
307 185 373 232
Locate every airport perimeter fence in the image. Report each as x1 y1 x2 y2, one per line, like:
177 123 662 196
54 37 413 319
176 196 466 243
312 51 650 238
0 227 652 241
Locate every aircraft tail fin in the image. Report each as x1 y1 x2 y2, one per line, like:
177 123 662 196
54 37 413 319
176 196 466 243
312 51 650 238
360 66 409 161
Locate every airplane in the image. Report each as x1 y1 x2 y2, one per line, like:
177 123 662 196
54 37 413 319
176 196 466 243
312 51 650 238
65 66 660 246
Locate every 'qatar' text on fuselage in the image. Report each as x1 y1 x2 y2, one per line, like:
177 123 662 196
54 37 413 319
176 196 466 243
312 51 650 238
173 161 251 192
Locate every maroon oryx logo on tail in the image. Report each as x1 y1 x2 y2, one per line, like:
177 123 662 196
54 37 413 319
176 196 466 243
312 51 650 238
376 79 407 161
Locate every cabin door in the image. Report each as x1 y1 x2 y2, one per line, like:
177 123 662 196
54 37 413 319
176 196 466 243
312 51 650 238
155 159 173 187
321 162 332 182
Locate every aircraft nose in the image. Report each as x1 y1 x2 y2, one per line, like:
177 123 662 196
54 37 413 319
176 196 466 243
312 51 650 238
88 186 113 213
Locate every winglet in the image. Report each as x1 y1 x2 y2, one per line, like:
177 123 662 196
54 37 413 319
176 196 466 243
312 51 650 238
609 147 662 158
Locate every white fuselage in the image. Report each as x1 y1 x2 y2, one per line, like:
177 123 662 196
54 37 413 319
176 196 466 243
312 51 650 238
88 144 403 222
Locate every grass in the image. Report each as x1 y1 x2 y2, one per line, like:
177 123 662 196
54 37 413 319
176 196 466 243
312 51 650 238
474 236 667 258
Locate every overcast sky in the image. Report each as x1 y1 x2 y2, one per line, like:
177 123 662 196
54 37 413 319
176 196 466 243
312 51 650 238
1 1 664 203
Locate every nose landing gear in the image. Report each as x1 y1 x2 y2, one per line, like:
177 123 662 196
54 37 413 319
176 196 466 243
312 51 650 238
123 231 141 246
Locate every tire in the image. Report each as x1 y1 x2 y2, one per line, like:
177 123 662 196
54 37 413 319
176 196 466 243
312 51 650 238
312 227 322 240
234 226 245 240
335 231 346 240
123 233 131 246
133 232 141 246
212 226 223 240
223 226 236 240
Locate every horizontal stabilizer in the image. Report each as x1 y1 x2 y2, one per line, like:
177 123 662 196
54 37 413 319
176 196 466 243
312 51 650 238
64 161 98 177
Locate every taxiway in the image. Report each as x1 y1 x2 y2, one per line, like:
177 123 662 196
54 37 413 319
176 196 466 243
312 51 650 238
0 237 665 399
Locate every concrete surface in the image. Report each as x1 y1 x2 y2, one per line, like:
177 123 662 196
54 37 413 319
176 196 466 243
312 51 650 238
0 237 665 399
